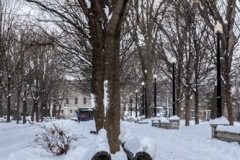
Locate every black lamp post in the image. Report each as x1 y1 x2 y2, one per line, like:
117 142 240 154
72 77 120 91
141 84 145 116
214 21 223 118
135 89 138 117
171 57 177 116
142 82 147 118
153 74 157 117
129 93 133 116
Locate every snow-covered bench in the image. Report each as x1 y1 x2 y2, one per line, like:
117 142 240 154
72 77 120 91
151 116 180 129
91 151 111 160
211 117 240 144
88 129 111 160
168 116 180 129
0 117 7 123
138 120 149 124
122 143 152 160
151 119 161 127
151 117 170 129
119 128 156 160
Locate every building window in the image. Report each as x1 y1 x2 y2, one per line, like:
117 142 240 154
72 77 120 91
66 98 69 104
75 98 78 104
83 97 87 104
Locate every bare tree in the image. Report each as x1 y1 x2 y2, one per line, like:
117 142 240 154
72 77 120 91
152 0 216 126
26 0 129 153
128 0 169 118
0 0 26 122
198 0 240 125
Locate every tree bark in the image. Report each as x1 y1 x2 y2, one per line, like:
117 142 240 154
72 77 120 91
16 89 21 124
104 0 129 153
22 87 27 124
194 85 199 124
89 1 105 133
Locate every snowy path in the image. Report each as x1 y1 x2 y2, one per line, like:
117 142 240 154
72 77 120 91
1 120 240 160
121 121 240 160
0 123 40 159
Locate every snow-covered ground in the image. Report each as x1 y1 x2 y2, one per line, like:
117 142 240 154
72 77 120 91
1 119 240 160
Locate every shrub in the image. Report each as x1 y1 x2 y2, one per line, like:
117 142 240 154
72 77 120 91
34 123 80 156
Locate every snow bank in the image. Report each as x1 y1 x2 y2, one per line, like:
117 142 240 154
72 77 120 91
217 125 240 134
169 115 180 120
210 116 229 125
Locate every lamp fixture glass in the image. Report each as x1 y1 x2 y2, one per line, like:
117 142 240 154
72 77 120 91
214 21 223 34
171 57 177 64
153 74 157 79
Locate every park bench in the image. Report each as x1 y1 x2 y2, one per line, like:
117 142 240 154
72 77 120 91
211 118 240 144
122 142 152 160
138 121 149 124
91 151 111 160
151 117 179 129
151 119 161 127
119 129 155 160
90 129 112 160
0 118 7 123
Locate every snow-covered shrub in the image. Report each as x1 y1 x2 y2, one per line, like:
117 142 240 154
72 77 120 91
34 123 79 156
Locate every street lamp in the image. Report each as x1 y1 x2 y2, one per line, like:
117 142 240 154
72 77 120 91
171 57 177 116
129 93 133 116
135 89 138 117
166 91 169 118
141 82 145 116
141 82 147 118
214 21 223 118
153 74 157 117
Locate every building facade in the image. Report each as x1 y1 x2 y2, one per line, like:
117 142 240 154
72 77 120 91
61 88 92 119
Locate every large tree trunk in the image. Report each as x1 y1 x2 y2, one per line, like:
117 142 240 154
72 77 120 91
31 101 34 121
176 65 182 116
16 89 21 124
33 100 39 122
146 67 153 118
57 104 61 119
88 1 105 133
185 88 191 126
7 96 11 122
105 40 121 153
194 86 199 124
22 88 27 124
91 43 105 132
224 61 233 125
52 104 56 118
104 0 128 154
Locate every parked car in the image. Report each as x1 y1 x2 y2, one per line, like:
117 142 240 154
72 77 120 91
12 116 22 121
70 117 78 121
